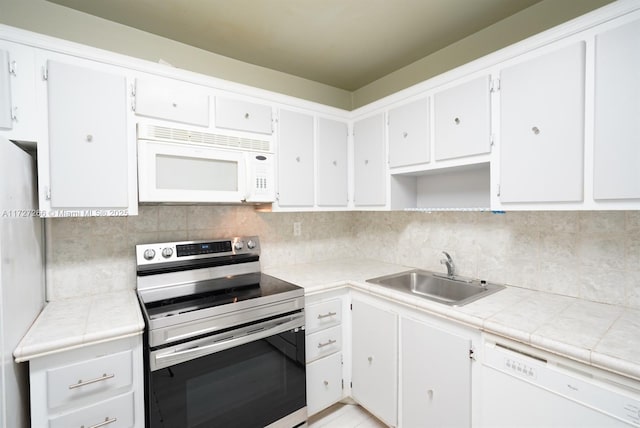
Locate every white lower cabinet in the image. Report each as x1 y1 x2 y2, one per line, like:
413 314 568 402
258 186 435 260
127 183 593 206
345 292 478 428
351 295 398 427
307 352 343 416
29 335 144 428
305 293 347 416
401 316 473 428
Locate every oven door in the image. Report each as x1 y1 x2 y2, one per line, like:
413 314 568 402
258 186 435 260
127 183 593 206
137 139 247 203
146 313 307 428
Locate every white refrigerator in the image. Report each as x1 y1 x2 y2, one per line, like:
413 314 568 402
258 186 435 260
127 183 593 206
0 137 45 428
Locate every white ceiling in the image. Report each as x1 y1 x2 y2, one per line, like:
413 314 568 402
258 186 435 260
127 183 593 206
46 0 543 91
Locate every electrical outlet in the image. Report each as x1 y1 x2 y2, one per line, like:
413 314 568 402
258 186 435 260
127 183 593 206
293 222 302 237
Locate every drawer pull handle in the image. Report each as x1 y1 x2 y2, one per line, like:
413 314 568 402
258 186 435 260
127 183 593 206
69 373 114 389
317 312 336 319
83 416 117 428
317 339 337 348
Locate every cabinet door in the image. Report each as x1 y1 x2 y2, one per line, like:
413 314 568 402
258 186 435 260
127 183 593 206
135 75 209 127
46 59 130 209
215 96 272 134
277 109 314 207
434 75 491 161
388 97 430 168
307 353 343 416
499 42 585 203
593 18 640 200
351 298 397 426
354 114 386 206
317 118 348 207
0 41 38 141
401 317 471 428
0 49 11 130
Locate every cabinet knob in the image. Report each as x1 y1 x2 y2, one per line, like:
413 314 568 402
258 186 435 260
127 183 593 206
531 126 540 135
368 356 373 364
364 159 369 165
402 132 408 138
244 112 250 119
454 117 461 125
86 134 93 142
172 102 177 108
428 389 434 399
295 156 301 162
332 160 337 166
323 380 329 387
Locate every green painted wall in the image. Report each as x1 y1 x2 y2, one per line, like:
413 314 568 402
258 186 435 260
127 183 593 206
0 0 615 110
351 0 615 108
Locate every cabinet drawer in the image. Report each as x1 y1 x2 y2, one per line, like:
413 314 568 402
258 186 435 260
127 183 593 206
49 391 134 428
306 325 342 362
47 350 133 409
135 77 210 127
307 352 343 416
215 97 272 134
306 299 342 334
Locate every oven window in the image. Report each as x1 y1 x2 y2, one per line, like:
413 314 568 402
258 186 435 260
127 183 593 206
148 330 306 428
156 154 238 191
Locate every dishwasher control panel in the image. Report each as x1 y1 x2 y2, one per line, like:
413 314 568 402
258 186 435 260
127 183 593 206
503 355 538 380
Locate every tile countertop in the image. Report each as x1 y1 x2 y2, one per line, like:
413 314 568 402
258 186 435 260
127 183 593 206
14 290 145 363
263 258 640 382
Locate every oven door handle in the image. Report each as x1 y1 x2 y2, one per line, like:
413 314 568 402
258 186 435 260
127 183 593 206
151 313 304 371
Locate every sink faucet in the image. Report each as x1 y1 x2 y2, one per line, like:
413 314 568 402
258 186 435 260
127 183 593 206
440 251 455 277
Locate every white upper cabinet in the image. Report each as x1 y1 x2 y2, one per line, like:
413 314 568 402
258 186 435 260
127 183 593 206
0 48 11 130
0 41 38 142
434 75 491 161
277 109 315 207
388 97 430 168
351 297 398 427
593 17 640 201
499 42 586 203
39 55 137 215
317 118 348 207
353 113 386 207
215 96 273 135
134 75 210 127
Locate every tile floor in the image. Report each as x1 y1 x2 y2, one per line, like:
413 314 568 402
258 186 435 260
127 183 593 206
308 403 387 428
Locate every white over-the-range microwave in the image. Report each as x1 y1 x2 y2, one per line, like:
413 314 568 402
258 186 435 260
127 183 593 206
137 124 275 204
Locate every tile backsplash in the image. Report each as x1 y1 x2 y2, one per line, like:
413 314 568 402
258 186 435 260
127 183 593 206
45 207 640 309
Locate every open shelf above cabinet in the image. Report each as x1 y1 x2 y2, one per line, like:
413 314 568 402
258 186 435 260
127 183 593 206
390 163 490 211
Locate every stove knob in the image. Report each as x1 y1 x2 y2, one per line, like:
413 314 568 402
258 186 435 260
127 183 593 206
234 241 244 251
247 240 256 249
162 247 174 258
143 249 156 260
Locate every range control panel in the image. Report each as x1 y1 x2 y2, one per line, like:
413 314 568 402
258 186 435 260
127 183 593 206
136 236 260 266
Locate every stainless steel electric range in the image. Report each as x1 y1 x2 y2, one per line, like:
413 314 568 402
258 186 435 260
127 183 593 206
136 236 307 428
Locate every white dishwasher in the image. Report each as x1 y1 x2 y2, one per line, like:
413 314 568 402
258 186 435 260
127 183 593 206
479 335 640 427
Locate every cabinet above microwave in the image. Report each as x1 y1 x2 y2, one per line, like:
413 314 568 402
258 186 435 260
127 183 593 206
137 124 275 204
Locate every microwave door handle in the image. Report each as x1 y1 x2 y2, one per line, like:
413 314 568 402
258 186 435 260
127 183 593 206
241 154 249 202
151 315 303 371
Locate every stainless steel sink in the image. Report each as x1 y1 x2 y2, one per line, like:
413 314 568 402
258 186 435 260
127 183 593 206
366 269 504 306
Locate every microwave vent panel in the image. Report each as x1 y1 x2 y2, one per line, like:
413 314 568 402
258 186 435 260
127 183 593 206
138 124 272 153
